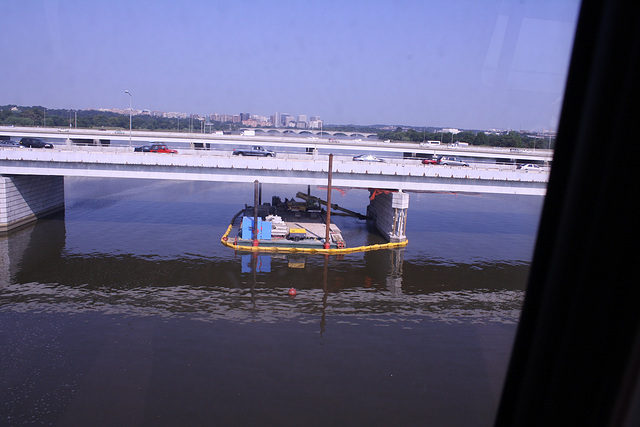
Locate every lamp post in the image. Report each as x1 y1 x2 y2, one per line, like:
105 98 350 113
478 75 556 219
125 90 132 148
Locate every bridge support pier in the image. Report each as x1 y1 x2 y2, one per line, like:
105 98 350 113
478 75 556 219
0 175 65 233
367 190 409 243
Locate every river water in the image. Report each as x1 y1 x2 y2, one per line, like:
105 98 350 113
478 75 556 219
0 177 543 426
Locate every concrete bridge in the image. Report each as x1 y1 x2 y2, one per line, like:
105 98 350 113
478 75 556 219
0 126 554 165
0 128 550 241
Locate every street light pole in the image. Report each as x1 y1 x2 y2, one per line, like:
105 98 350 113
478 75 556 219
125 90 132 148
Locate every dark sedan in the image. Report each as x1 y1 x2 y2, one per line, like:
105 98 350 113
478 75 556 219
20 137 53 149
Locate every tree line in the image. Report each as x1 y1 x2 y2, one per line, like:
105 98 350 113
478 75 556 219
1 105 554 148
0 105 237 133
377 127 555 149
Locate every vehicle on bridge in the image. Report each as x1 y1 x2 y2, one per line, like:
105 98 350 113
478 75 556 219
420 140 441 147
518 163 545 171
437 156 469 167
353 154 384 162
134 143 177 153
20 137 53 149
422 156 438 165
0 140 23 149
232 146 275 157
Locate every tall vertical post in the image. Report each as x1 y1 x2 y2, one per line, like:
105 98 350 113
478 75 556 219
253 180 259 246
125 90 132 148
324 154 333 249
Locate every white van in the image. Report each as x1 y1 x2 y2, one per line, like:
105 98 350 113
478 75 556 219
420 140 441 147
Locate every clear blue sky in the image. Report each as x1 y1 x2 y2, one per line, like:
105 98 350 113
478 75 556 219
1 0 580 131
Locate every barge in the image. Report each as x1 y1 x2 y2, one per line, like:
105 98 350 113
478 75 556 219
220 191 409 254
225 194 346 250
220 162 407 254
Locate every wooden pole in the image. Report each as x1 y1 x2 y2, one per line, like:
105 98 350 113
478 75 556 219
324 154 333 249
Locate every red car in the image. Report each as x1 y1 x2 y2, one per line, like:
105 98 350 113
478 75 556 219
135 143 177 153
150 144 177 153
422 158 437 164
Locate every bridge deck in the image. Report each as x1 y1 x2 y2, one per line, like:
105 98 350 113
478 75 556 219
0 146 549 196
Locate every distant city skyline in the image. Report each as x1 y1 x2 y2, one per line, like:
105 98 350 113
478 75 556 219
3 102 557 134
1 0 580 131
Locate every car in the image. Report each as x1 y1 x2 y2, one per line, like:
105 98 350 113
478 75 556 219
353 154 384 162
232 146 276 157
148 144 177 154
0 139 23 148
134 143 177 153
518 163 544 171
422 157 437 165
20 137 53 149
437 156 469 167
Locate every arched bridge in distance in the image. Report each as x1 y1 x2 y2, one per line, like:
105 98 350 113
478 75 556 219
239 128 379 139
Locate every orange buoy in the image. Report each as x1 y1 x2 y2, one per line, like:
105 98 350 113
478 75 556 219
288 288 297 296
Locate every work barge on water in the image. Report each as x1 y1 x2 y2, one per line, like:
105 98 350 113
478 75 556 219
221 190 408 255
221 155 409 254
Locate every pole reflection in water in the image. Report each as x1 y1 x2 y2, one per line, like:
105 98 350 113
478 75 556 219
321 254 328 339
0 178 542 426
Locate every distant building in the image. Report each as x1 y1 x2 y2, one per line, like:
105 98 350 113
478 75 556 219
309 119 323 129
242 119 259 127
283 115 295 127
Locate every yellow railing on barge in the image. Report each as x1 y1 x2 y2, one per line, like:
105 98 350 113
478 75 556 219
220 224 408 254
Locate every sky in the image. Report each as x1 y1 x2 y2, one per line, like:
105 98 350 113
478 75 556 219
1 0 581 131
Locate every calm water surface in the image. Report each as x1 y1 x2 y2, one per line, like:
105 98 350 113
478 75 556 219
0 177 543 426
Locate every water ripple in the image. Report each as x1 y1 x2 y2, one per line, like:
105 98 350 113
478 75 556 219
1 282 524 325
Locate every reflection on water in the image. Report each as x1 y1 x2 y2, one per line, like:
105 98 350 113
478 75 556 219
2 280 524 326
0 178 542 426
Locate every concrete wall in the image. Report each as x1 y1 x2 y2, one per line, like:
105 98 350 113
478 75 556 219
0 175 65 233
367 190 409 243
